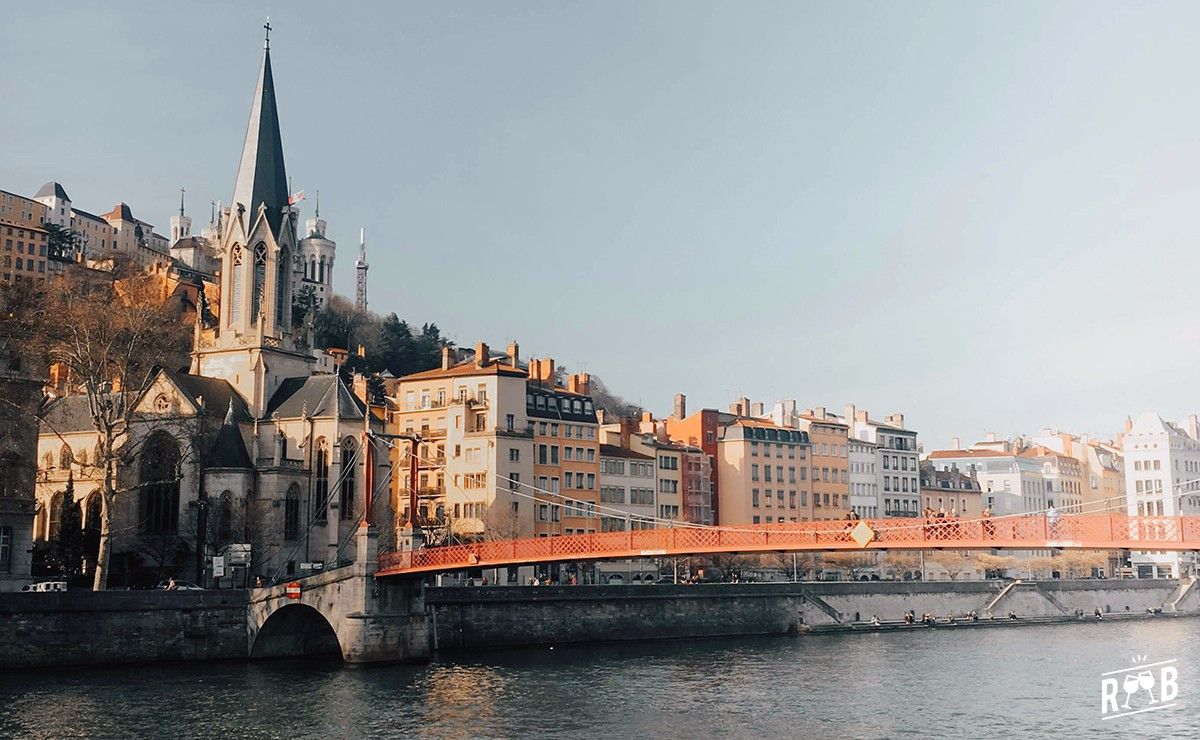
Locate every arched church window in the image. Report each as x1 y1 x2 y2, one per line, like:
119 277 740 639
59 444 73 468
284 483 300 541
216 490 234 544
314 439 329 523
85 493 102 530
139 432 181 533
251 242 267 324
339 437 356 521
49 491 63 539
275 246 289 329
318 255 325 285
230 244 243 326
309 256 316 282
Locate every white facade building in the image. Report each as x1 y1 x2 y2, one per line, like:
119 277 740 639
1122 412 1200 578
847 436 879 518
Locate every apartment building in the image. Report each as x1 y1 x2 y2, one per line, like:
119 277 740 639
1121 412 1200 578
34 182 170 269
848 436 880 517
387 342 535 540
843 406 919 518
1030 429 1125 513
1020 446 1084 513
0 189 50 285
597 444 656 531
663 394 728 524
919 461 983 516
926 439 1049 516
599 415 694 524
715 418 812 525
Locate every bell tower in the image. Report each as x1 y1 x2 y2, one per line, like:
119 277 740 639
192 25 314 417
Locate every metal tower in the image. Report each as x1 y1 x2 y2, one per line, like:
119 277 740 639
355 227 368 312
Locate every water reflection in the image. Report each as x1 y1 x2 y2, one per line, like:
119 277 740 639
1 620 1197 738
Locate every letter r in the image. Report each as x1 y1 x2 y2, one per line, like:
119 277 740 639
1101 678 1119 714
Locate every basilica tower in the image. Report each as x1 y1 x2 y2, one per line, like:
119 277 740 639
192 29 314 416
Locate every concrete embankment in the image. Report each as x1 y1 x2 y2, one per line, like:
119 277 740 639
425 579 1196 651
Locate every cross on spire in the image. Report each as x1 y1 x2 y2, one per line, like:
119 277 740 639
264 17 272 50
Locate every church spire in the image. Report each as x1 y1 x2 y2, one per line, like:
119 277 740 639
231 29 288 235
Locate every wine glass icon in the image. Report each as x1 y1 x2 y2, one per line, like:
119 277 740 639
1122 673 1140 708
1138 669 1158 704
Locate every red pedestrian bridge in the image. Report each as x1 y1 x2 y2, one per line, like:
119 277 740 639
376 514 1200 577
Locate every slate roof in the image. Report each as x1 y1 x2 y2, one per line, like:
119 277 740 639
207 414 253 469
39 394 102 434
266 374 365 419
166 369 252 421
599 443 654 461
232 47 289 235
35 181 69 201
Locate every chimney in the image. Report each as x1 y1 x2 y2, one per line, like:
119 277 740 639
619 416 637 449
506 341 519 366
887 413 904 428
673 393 687 419
730 397 750 416
567 372 590 397
596 408 607 424
814 406 826 419
952 436 960 450
1124 416 1134 434
352 372 370 405
475 341 489 368
856 410 868 422
985 432 997 443
641 411 654 425
441 346 452 371
751 402 764 417
528 358 554 383
844 404 856 425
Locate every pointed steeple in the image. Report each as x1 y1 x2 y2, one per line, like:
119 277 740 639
232 39 289 235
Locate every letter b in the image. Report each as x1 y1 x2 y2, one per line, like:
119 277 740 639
1160 666 1179 702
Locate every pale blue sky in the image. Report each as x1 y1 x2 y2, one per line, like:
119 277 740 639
4 2 1200 448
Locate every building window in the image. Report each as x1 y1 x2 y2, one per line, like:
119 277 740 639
284 484 301 540
251 242 267 324
0 527 10 573
339 439 356 520
139 432 180 533
229 244 243 325
275 246 289 327
314 442 329 522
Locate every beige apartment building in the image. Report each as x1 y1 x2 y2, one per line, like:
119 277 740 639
0 189 50 285
716 418 813 526
387 343 536 540
387 343 601 544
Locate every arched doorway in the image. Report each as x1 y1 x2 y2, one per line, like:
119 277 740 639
251 604 342 659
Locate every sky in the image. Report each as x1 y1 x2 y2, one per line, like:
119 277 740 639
4 1 1200 449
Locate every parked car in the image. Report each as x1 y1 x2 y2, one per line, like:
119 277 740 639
156 580 204 591
21 581 68 592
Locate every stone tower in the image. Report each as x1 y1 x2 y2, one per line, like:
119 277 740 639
191 30 314 417
298 191 336 308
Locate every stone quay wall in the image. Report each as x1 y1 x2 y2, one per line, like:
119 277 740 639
0 590 249 669
426 579 1190 650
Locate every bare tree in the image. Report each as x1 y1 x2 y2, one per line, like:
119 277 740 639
28 262 190 590
822 552 878 580
924 550 975 581
972 553 1016 579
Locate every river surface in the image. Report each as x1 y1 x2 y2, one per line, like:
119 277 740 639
1 619 1197 738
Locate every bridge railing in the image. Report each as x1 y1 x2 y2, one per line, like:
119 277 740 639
375 514 1200 575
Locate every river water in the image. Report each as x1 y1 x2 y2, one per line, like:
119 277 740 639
1 619 1196 738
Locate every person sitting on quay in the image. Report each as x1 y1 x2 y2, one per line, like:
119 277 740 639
945 612 956 625
1094 607 1103 620
871 615 881 628
903 610 915 624
1008 611 1018 620
966 610 979 622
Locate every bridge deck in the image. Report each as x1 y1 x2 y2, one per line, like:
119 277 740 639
376 514 1200 576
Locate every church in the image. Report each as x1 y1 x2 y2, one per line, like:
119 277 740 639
32 33 388 587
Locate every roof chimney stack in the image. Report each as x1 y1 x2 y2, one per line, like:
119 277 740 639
474 342 489 367
506 341 519 366
441 346 452 371
673 393 687 420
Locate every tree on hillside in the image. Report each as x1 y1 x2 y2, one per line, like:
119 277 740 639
28 259 191 590
43 223 81 262
304 294 448 378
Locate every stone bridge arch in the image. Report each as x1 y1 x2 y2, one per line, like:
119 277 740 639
246 528 431 664
251 603 341 658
